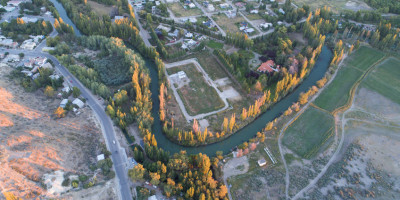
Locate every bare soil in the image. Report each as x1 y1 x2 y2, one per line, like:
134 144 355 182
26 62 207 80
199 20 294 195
0 64 116 199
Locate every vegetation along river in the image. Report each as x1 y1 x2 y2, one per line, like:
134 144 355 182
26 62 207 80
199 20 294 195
51 0 333 155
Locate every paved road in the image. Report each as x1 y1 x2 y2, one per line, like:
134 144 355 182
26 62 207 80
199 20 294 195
2 48 133 200
164 58 230 121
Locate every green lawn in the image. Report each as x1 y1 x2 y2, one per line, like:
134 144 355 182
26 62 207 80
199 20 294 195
314 66 363 112
282 107 334 159
314 46 385 112
206 40 224 49
362 57 400 104
345 47 385 71
167 3 203 17
167 63 225 115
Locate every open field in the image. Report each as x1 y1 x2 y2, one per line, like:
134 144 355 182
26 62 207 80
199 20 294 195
0 65 114 199
282 106 334 159
292 0 372 12
87 0 113 16
167 3 203 17
206 40 224 49
194 51 228 80
213 14 251 35
167 63 225 115
345 47 385 71
314 47 385 112
362 57 400 104
246 13 263 20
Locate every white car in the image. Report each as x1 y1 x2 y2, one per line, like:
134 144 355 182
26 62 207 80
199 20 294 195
113 140 116 144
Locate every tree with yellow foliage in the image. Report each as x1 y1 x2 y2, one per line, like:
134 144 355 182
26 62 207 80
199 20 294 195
54 107 66 118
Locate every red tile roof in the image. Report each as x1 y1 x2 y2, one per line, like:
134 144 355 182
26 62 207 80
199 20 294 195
257 60 275 73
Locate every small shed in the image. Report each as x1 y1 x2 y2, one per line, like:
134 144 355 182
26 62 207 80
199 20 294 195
258 159 267 166
60 99 68 108
97 154 105 161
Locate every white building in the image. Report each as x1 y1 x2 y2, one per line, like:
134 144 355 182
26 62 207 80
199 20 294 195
258 159 267 166
7 0 23 7
185 32 193 38
97 154 105 161
260 22 272 29
21 42 36 50
60 99 68 108
72 98 84 108
207 4 215 12
224 10 236 18
278 8 285 15
188 3 195 8
21 17 39 23
250 9 258 14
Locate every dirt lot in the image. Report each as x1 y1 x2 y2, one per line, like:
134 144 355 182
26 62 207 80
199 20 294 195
293 0 372 12
87 0 113 16
213 14 248 34
0 64 116 199
167 3 203 17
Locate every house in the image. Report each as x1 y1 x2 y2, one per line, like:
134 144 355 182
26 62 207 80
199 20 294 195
188 3 196 8
0 39 18 48
148 195 158 200
114 16 125 20
224 10 236 18
203 19 212 27
189 17 197 23
244 28 254 34
34 57 47 66
156 24 171 32
219 3 229 9
155 1 160 5
260 22 272 29
49 74 60 80
97 154 105 161
257 60 279 73
62 86 71 93
21 17 39 23
24 60 35 68
72 98 84 108
6 54 20 62
212 0 220 2
42 62 53 69
185 32 193 38
29 35 44 43
250 9 258 14
7 0 23 7
258 159 267 166
21 42 36 50
207 4 215 12
60 99 68 108
278 8 285 15
277 21 283 25
4 6 15 12
127 157 138 169
168 29 179 37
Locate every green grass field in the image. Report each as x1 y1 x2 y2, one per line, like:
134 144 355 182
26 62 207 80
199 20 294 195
167 64 225 115
314 46 385 112
362 57 400 104
206 40 224 49
283 107 334 159
345 47 385 71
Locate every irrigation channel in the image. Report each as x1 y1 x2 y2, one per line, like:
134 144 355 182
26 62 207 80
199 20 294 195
50 0 333 156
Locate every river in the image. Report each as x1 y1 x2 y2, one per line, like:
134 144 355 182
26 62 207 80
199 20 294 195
50 1 333 156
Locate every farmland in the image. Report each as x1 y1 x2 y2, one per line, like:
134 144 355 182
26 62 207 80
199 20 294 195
314 47 385 112
282 106 334 158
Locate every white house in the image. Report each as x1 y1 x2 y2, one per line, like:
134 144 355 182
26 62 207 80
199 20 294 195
97 154 105 161
219 3 229 9
21 42 36 50
72 98 84 108
188 3 195 8
278 8 285 15
60 99 68 108
207 4 215 12
185 32 193 38
260 22 272 29
7 0 23 7
250 9 258 14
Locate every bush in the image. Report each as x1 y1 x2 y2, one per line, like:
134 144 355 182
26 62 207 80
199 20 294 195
61 178 70 187
71 180 79 188
79 175 88 182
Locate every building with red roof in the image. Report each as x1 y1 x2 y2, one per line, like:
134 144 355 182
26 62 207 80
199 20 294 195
257 60 279 73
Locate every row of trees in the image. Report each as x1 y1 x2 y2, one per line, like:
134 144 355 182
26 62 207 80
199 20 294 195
0 19 53 40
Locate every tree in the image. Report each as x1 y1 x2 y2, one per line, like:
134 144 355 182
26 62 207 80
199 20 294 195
72 86 81 98
128 164 146 181
150 172 160 185
44 86 55 97
264 122 273 131
219 185 228 198
54 107 66 118
19 53 24 59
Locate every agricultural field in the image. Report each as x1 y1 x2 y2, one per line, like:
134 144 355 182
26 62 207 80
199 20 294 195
167 3 203 17
361 57 400 104
167 63 225 115
314 46 385 112
282 106 334 159
292 0 372 12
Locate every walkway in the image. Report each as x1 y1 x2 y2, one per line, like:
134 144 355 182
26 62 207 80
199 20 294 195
164 58 230 121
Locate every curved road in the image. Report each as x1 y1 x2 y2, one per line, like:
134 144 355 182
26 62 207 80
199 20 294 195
2 48 132 200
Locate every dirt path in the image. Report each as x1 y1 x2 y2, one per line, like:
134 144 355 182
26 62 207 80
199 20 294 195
291 54 387 199
278 54 348 199
222 156 249 200
164 58 230 121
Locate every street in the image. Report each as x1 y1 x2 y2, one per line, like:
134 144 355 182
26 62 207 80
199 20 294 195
1 47 133 200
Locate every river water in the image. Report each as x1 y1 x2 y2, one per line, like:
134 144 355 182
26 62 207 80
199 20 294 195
50 1 333 155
